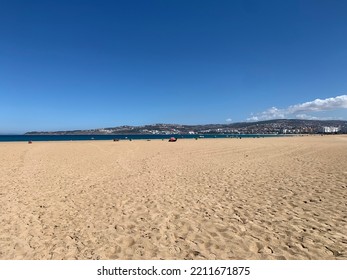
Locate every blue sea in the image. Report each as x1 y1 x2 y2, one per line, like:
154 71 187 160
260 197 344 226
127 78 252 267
0 134 283 142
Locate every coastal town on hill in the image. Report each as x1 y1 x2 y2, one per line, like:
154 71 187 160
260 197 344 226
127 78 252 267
25 119 347 135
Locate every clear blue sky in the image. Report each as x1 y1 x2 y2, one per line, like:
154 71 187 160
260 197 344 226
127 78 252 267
1 0 347 133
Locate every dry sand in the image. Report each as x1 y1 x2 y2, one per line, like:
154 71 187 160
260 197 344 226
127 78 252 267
0 136 346 260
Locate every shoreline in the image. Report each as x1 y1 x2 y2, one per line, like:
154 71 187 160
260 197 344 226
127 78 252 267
0 133 328 143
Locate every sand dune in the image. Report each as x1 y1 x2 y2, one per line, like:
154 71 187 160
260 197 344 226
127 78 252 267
1 136 346 259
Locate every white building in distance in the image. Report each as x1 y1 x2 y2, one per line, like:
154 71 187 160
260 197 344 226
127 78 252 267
320 126 340 133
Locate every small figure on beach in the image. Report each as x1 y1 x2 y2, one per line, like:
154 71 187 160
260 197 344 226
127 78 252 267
168 137 177 142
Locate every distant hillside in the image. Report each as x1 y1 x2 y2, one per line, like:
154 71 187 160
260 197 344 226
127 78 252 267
25 119 347 135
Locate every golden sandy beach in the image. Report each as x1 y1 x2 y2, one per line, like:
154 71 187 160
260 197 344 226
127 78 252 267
0 136 346 260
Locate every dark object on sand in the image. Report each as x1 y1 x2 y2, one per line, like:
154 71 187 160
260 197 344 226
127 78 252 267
113 139 119 142
28 141 32 144
169 137 177 142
